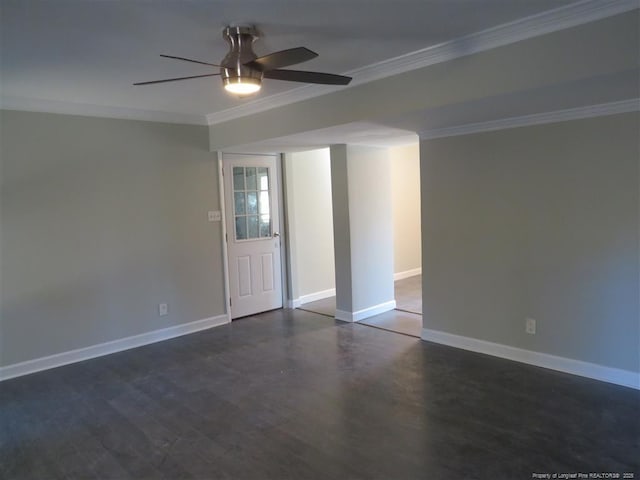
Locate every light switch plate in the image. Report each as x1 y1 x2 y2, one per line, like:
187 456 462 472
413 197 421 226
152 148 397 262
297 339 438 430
208 211 222 222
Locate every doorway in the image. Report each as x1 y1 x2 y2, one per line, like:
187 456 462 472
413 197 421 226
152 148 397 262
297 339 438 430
222 153 283 319
284 144 423 337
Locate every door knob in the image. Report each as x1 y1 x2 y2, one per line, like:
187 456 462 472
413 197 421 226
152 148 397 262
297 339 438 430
273 232 280 237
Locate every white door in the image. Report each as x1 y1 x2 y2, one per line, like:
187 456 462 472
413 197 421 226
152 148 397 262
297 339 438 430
223 154 283 319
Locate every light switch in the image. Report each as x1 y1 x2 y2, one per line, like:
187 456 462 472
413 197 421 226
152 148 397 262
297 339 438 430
208 211 222 222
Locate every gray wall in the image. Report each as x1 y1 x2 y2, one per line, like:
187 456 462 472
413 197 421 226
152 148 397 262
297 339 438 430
421 112 639 372
1 110 225 366
347 145 394 312
284 148 335 299
390 143 421 275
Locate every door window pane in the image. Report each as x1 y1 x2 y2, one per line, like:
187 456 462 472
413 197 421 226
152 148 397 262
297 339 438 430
247 215 259 238
235 216 247 240
233 167 245 191
247 192 258 214
260 215 271 237
259 191 269 215
245 167 257 191
234 192 246 215
257 167 269 190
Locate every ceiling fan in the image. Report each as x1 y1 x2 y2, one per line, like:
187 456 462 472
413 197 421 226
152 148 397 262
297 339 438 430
134 26 352 95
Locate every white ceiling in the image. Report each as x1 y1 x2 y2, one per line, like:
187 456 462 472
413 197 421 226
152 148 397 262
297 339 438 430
1 0 574 119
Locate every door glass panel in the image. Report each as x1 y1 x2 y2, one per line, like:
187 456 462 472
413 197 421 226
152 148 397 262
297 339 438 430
234 192 246 215
259 191 269 215
246 192 258 214
245 167 257 191
233 167 245 191
247 215 259 238
260 215 271 237
235 216 247 240
257 167 269 190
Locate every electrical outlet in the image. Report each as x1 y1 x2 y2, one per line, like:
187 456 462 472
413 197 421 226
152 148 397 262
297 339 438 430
158 303 168 316
525 318 536 335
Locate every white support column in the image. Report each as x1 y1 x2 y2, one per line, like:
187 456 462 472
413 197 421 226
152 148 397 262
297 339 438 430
330 144 396 322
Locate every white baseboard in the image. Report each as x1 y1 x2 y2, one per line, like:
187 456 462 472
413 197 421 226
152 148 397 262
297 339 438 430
287 288 336 309
394 268 422 281
421 328 639 390
0 315 230 382
336 300 397 322
299 288 336 305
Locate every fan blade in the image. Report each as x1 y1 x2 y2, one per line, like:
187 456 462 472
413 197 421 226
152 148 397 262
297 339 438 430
263 69 352 85
160 54 221 68
246 47 318 71
133 73 220 85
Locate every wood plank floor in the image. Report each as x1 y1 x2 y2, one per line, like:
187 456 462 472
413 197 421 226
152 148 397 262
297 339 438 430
1 309 638 479
394 275 422 314
297 300 423 338
298 275 423 336
358 309 422 337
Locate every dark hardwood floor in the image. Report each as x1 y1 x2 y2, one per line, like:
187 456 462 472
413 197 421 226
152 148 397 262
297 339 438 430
394 275 422 314
298 275 423 336
1 309 638 479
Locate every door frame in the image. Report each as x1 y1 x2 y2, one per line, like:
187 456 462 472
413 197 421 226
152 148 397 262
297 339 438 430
217 151 288 322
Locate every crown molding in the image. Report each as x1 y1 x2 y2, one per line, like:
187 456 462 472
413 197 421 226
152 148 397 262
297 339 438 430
206 0 638 126
0 96 208 126
419 99 640 140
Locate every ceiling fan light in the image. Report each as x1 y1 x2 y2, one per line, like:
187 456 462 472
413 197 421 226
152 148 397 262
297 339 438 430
223 77 261 95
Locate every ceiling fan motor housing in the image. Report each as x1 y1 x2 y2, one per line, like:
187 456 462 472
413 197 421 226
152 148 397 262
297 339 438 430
221 26 262 91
